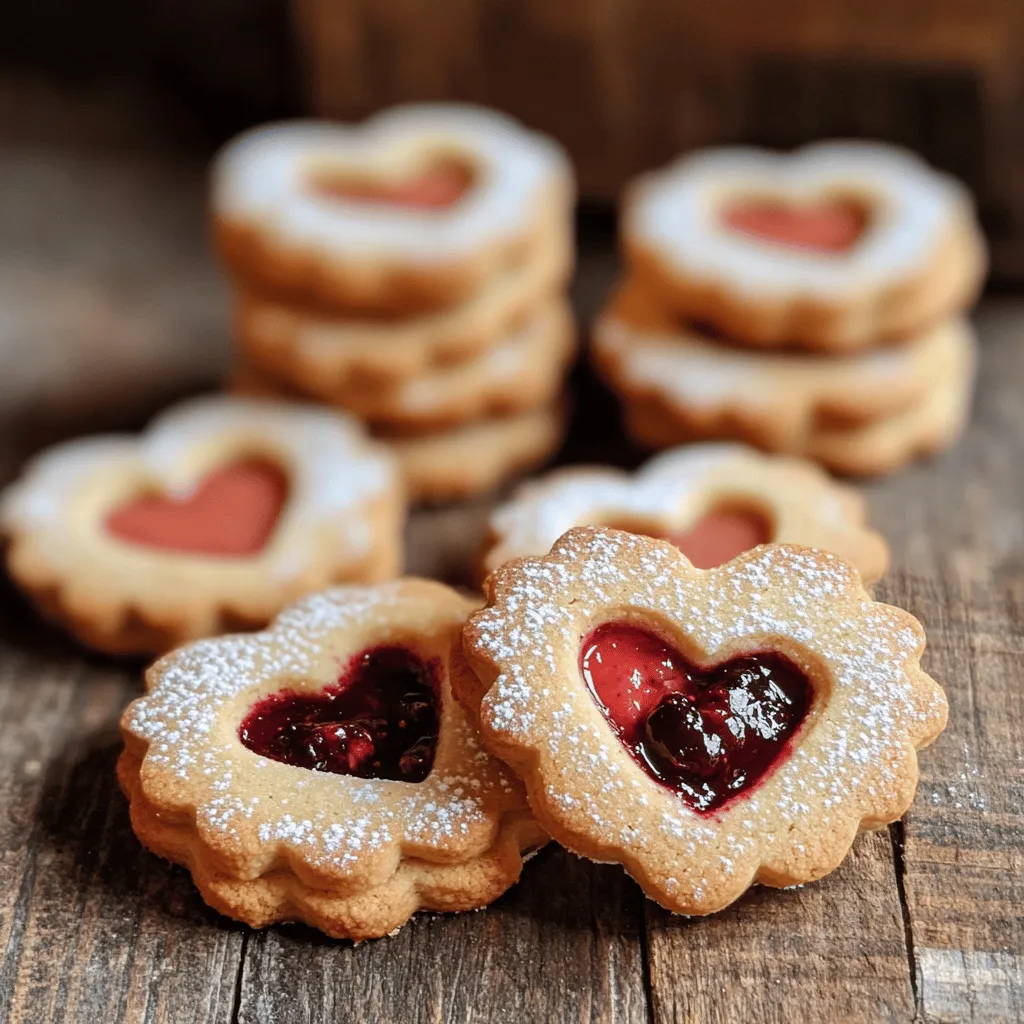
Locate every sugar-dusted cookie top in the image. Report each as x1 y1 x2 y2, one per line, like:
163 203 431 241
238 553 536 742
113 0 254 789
624 140 986 348
0 395 403 653
462 527 946 916
213 104 574 313
120 579 544 940
483 443 889 582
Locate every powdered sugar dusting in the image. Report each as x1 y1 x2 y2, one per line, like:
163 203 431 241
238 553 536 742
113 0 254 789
484 442 885 581
468 528 946 910
125 582 521 886
628 140 971 298
0 395 400 592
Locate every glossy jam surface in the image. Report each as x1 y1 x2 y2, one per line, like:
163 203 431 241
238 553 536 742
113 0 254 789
580 624 813 813
721 198 868 254
105 459 288 557
239 646 439 782
307 159 473 210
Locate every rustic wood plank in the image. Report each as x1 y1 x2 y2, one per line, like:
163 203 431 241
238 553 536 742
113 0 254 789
0 585 246 1024
645 832 914 1023
236 848 648 1024
867 300 1024 1023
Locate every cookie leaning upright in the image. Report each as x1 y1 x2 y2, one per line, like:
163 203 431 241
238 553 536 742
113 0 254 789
0 396 404 654
623 141 986 349
461 527 947 916
212 105 573 314
119 580 545 941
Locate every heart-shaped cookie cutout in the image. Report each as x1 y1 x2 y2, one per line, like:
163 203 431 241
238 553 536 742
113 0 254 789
721 197 869 254
580 623 812 813
105 458 289 557
306 156 475 211
607 507 772 570
239 645 439 783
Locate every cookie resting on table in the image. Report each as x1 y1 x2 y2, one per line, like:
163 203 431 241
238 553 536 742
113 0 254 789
119 579 545 941
0 396 403 654
482 443 889 583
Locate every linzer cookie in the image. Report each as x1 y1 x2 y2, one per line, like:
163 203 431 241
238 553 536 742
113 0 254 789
119 580 545 940
244 298 575 431
461 527 947 916
213 105 573 315
236 226 572 390
624 140 986 349
482 443 888 582
0 397 403 654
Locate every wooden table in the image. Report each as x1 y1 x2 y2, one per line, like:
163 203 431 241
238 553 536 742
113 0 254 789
0 79 1021 1024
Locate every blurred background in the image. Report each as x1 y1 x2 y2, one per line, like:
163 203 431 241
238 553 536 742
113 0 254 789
2 0 1018 475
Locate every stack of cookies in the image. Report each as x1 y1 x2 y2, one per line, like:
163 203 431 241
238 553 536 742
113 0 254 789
594 141 988 476
212 104 577 502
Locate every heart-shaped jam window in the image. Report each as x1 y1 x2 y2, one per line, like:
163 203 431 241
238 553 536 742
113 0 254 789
307 157 474 211
239 646 439 783
580 623 812 813
607 508 772 570
105 458 288 557
721 197 869 254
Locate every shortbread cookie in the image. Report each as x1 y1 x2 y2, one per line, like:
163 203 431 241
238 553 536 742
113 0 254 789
461 527 947 916
0 397 403 654
624 335 975 476
245 298 576 431
594 286 974 450
227 367 567 503
624 141 986 349
214 105 573 314
119 580 546 940
237 226 573 389
482 444 888 581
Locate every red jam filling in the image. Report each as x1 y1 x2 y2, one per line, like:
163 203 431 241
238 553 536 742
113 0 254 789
661 508 771 569
607 508 772 570
238 646 439 783
721 198 868 254
105 458 288 557
307 159 473 210
580 624 812 813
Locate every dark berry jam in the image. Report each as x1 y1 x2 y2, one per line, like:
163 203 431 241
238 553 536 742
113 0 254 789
239 646 439 783
579 623 812 813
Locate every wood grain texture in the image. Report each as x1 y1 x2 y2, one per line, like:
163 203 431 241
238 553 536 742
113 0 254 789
236 850 647 1024
646 831 915 1023
0 589 245 1024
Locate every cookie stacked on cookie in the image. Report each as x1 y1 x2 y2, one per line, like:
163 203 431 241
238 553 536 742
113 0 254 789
594 142 987 475
215 104 577 502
